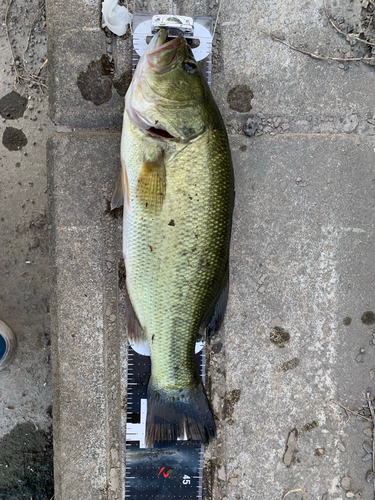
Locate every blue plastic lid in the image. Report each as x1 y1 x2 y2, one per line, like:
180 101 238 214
0 334 6 360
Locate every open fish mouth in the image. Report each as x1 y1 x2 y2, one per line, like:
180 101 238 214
147 30 185 72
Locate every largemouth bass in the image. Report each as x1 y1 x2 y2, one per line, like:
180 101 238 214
112 29 234 447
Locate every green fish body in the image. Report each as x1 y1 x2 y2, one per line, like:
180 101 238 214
112 30 234 446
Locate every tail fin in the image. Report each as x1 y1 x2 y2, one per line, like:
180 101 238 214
145 381 216 447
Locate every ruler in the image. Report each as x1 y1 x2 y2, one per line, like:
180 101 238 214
125 348 206 500
125 14 214 500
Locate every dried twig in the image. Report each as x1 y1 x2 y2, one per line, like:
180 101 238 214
25 18 37 54
5 0 47 91
283 488 307 500
5 0 26 87
330 399 372 422
267 32 375 62
366 390 375 493
25 0 45 53
324 0 375 46
36 59 48 76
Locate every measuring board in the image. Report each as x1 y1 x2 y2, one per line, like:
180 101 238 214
124 14 214 500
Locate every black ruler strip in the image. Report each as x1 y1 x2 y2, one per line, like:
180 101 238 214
125 16 212 498
125 347 206 500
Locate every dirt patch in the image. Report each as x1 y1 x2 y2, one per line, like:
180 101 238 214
343 316 352 325
270 326 290 348
280 357 299 372
224 389 241 425
118 259 126 290
301 420 319 433
0 91 28 119
113 69 132 97
2 126 27 151
77 55 114 106
361 311 375 325
314 447 325 457
0 423 54 500
227 85 253 112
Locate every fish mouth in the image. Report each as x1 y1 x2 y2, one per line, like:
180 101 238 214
147 30 185 72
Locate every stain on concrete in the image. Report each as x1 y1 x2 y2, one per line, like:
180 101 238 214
100 54 115 76
361 311 375 325
212 342 222 354
118 259 126 290
2 126 27 151
270 326 290 348
0 91 28 119
227 85 253 112
301 420 319 433
314 447 325 456
77 55 114 106
280 357 299 372
113 69 132 97
343 316 352 325
0 422 54 499
239 144 247 151
283 428 298 467
224 389 241 425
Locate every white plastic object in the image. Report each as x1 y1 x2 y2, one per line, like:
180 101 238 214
129 340 204 357
133 19 212 62
102 0 133 37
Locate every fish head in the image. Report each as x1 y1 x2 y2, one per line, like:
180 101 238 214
126 29 210 142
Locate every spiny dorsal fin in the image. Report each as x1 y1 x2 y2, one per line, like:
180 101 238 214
137 151 166 214
111 159 130 212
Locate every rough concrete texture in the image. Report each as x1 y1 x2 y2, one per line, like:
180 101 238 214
0 0 55 497
46 0 132 128
48 132 127 500
211 134 375 499
214 0 375 128
43 0 375 499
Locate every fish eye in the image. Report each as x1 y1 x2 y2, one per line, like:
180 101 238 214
183 60 198 74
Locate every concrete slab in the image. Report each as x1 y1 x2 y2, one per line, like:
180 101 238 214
46 0 215 129
48 132 127 500
212 0 375 133
46 0 132 128
209 133 375 500
46 0 375 499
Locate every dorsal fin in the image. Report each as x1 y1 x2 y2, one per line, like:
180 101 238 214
198 264 229 340
125 285 147 346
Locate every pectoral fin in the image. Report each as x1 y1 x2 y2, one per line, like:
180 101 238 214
137 151 166 214
111 159 130 212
